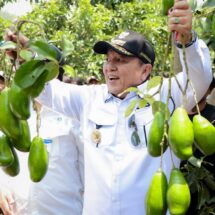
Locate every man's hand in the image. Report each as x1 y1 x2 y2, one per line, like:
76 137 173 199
3 28 29 63
4 28 29 47
0 187 16 215
168 0 193 45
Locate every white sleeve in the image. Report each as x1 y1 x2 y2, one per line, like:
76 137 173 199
162 38 213 112
37 79 89 121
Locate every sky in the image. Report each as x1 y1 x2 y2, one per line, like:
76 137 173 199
0 0 32 19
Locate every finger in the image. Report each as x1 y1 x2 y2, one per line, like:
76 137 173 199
6 193 15 215
168 13 191 26
170 8 192 18
1 199 13 215
173 0 189 10
169 20 192 34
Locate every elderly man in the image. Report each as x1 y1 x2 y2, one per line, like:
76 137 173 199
36 1 212 214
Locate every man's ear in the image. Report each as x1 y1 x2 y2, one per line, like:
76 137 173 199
141 64 152 82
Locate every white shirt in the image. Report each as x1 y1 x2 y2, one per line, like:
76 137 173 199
0 106 84 215
38 39 212 215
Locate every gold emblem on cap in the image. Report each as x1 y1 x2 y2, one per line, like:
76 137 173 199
111 39 126 46
109 42 133 56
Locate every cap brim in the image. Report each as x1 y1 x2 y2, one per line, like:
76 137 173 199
93 41 133 56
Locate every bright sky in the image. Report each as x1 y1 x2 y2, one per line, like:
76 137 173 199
1 0 32 17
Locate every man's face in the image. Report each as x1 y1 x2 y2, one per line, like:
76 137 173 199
103 49 150 97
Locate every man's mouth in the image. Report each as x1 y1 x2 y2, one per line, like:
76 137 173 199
108 76 119 81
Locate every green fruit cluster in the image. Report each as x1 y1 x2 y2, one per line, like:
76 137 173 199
0 41 58 181
168 107 215 159
146 105 215 214
145 168 191 215
0 80 49 181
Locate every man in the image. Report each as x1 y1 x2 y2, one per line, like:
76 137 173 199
36 1 212 214
3 0 213 214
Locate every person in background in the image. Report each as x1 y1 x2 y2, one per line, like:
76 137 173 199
63 75 73 84
72 77 86 85
0 48 84 215
3 0 213 214
86 76 99 85
0 71 5 91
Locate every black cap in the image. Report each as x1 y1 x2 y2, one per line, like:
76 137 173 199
48 44 65 66
93 30 155 66
47 44 65 81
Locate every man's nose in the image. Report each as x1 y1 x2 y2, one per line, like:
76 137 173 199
106 61 117 71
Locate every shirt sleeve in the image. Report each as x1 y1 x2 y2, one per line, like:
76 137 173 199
162 38 213 112
37 79 89 122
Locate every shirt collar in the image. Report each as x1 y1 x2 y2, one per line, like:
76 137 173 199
104 81 148 103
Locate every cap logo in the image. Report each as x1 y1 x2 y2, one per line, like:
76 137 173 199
111 39 126 46
110 43 133 56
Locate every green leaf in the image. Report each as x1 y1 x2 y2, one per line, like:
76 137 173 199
63 65 77 78
29 40 58 62
19 50 34 61
188 156 203 168
14 60 46 89
124 99 138 117
143 94 155 105
28 71 49 98
147 76 161 90
198 183 210 209
0 41 17 50
138 99 147 109
43 61 59 82
61 36 74 57
123 87 139 93
151 101 170 118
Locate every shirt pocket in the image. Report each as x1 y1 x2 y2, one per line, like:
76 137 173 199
43 137 59 159
129 106 154 148
87 112 116 147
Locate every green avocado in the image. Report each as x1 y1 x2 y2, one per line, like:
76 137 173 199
193 114 215 155
0 134 14 167
168 107 194 160
145 168 168 215
148 111 167 157
28 136 49 182
11 120 31 152
2 142 20 177
0 88 22 139
9 81 30 120
167 168 191 215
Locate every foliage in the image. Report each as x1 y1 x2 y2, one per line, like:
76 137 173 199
0 0 214 79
